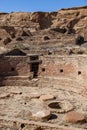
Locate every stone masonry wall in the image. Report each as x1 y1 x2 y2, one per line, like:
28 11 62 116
0 56 30 77
39 55 87 80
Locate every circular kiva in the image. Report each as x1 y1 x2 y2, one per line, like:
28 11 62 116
47 100 74 113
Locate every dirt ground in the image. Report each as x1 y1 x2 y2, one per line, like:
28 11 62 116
0 81 87 130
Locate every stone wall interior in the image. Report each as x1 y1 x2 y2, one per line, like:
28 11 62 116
0 6 87 130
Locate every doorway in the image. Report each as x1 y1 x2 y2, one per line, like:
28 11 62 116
30 56 39 78
30 62 39 78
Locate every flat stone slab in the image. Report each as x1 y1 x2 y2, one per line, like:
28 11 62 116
22 92 40 99
39 94 56 101
30 99 51 121
64 111 85 123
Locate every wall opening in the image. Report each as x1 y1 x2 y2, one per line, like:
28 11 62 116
60 69 63 73
30 63 39 78
21 123 25 129
11 67 15 71
30 56 39 61
78 71 81 75
42 68 45 72
30 56 39 78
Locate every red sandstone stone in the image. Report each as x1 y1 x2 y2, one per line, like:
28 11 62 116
64 111 85 123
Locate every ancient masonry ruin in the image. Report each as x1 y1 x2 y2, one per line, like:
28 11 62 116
0 6 87 130
0 48 87 87
0 48 87 130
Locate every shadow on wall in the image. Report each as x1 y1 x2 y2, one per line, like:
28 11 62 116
0 48 26 86
0 56 19 86
38 13 53 29
39 18 52 29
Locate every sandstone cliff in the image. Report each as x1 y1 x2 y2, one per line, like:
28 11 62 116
0 6 87 54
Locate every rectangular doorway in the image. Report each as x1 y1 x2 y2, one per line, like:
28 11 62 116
30 63 39 78
30 56 39 78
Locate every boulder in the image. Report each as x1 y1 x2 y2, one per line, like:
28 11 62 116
64 111 85 123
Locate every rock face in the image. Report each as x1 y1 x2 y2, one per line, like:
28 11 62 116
0 7 87 54
64 111 85 123
0 7 87 130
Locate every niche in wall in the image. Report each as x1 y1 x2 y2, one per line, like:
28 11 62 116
78 71 81 75
60 69 63 73
11 67 15 71
42 68 45 72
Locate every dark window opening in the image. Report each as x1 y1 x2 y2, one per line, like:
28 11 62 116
60 69 63 73
24 102 27 105
30 56 38 61
42 68 45 72
30 63 39 78
11 67 15 71
30 56 39 78
78 71 81 75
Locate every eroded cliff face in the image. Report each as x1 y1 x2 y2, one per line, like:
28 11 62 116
0 6 87 54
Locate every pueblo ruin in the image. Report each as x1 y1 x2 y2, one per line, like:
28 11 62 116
0 6 87 130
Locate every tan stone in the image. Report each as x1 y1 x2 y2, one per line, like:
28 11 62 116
30 99 51 121
64 111 85 123
39 94 56 101
29 92 40 99
0 93 10 99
